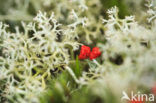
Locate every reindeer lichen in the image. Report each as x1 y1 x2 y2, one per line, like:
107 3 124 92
0 11 81 103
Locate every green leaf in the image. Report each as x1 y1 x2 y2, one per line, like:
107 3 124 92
74 55 82 77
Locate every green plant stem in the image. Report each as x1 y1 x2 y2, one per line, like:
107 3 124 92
65 66 80 84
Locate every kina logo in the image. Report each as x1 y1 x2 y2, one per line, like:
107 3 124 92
121 91 155 102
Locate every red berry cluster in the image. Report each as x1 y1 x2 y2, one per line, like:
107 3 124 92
78 45 101 60
151 83 156 96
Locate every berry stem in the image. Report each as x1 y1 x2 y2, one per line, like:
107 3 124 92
93 59 100 67
65 66 80 84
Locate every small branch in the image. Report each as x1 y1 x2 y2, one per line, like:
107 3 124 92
93 59 100 67
65 66 80 84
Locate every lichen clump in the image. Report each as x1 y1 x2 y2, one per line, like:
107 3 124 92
0 0 156 103
0 11 80 102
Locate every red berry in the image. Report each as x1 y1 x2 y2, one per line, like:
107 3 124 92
89 47 101 60
78 45 91 60
152 83 156 95
129 97 145 103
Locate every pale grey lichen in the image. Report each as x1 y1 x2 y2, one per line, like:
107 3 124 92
146 0 156 23
0 0 103 44
80 4 156 92
0 0 156 103
0 11 81 103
